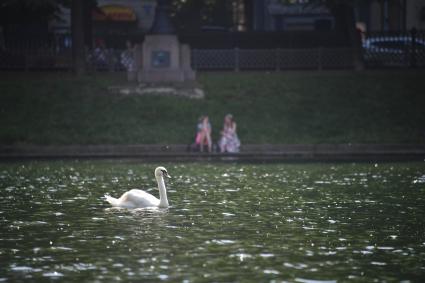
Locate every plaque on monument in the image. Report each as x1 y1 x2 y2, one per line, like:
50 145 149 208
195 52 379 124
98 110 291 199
136 0 196 83
152 50 170 68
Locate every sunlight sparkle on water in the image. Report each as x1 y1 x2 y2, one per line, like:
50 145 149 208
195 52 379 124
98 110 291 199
0 162 424 282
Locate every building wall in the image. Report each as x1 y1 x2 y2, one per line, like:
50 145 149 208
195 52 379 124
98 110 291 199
50 0 156 33
406 0 425 30
365 0 425 32
97 0 156 31
369 2 380 31
252 0 333 31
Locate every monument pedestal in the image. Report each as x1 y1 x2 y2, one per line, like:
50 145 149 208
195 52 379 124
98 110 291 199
137 35 195 83
114 0 202 98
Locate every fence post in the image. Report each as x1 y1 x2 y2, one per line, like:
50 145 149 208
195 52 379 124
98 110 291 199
234 48 239 72
191 49 197 71
317 47 323 71
275 48 280 71
24 48 31 72
24 53 29 72
410 27 417 68
107 49 115 72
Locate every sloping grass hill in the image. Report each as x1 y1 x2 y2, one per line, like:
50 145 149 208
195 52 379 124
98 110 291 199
1 71 424 145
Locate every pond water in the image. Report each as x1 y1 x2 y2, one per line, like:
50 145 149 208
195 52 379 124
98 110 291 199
0 161 424 282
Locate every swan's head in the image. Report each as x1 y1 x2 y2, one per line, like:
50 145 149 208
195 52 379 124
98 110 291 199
155 166 171 179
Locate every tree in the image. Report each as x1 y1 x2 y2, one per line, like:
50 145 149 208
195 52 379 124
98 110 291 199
170 0 234 32
280 0 364 69
314 0 365 70
278 0 359 31
0 0 72 26
72 0 85 76
0 0 96 75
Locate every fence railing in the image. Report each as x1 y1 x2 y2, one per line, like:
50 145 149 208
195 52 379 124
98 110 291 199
0 47 354 71
191 48 354 70
0 47 126 71
1 29 425 71
363 28 425 68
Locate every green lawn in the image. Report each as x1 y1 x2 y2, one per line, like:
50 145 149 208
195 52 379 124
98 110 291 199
1 70 424 145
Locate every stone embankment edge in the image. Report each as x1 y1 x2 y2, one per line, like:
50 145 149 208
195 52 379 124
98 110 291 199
1 144 425 162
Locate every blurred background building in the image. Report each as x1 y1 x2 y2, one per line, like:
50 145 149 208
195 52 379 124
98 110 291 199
1 0 424 70
357 0 425 32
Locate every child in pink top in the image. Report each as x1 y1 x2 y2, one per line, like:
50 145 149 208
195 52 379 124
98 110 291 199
195 115 212 152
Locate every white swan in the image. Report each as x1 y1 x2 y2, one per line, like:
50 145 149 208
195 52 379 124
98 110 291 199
105 166 171 208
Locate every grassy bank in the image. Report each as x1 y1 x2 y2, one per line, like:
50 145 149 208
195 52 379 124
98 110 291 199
1 70 424 145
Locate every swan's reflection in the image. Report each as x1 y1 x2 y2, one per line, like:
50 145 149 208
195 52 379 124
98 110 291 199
104 206 169 216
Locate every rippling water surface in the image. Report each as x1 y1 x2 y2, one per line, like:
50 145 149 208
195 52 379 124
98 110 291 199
0 161 424 282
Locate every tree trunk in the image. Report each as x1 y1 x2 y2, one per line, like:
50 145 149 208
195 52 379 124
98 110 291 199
72 0 86 76
332 3 364 70
83 0 93 49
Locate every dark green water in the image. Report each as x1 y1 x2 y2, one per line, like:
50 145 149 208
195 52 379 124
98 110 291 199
0 161 424 282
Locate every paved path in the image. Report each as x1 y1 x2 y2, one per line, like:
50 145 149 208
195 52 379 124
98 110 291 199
1 144 425 162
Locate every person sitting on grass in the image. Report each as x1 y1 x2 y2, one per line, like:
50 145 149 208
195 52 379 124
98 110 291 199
218 114 240 153
195 115 212 152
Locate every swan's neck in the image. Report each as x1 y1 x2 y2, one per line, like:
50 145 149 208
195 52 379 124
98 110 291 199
156 176 169 208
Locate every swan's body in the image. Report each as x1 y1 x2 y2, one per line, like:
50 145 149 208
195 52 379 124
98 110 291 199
105 167 170 208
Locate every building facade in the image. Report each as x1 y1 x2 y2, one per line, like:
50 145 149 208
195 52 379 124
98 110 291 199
252 0 333 31
357 0 425 32
95 0 156 31
50 0 157 34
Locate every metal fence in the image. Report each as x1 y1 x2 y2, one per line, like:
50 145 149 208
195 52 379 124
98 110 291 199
0 47 127 71
0 48 71 70
1 29 425 71
363 29 425 68
86 48 127 71
191 48 354 70
0 46 354 71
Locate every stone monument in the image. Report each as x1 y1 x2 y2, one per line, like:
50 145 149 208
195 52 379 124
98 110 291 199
137 0 195 83
112 0 202 98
